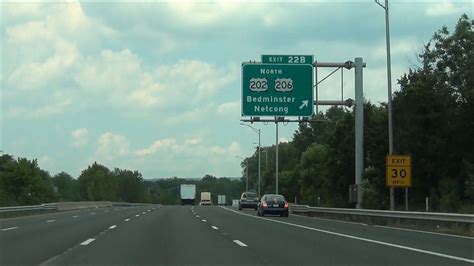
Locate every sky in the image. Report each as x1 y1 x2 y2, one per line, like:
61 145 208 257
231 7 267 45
1 0 472 179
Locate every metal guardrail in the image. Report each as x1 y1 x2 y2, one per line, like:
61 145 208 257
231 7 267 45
289 204 474 224
0 201 153 215
0 203 57 213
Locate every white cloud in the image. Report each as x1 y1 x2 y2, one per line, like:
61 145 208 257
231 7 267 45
94 132 130 161
135 137 241 160
153 60 235 104
74 51 235 110
7 40 79 91
5 99 72 119
165 2 260 27
71 128 88 147
38 155 51 165
135 138 177 157
184 138 203 145
425 1 464 17
279 137 289 143
217 101 240 116
130 136 242 177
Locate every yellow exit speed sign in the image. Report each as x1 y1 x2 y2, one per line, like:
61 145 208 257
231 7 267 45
386 155 412 187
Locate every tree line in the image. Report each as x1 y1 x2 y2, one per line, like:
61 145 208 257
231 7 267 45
0 154 244 207
239 15 473 213
0 157 151 206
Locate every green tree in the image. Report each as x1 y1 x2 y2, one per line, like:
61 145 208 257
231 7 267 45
0 156 56 206
78 162 117 201
114 168 147 203
394 14 473 211
52 172 80 201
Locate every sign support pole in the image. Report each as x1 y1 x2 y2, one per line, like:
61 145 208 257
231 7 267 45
246 160 249 191
275 120 279 194
405 187 408 211
258 129 261 198
355 58 364 209
314 61 318 115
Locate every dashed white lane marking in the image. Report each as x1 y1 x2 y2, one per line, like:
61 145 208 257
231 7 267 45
136 214 140 217
80 238 95 245
124 219 130 222
148 209 151 212
91 212 96 215
196 215 200 218
142 212 146 214
211 226 218 230
73 215 79 218
373 225 474 240
222 207 474 263
109 225 117 229
46 220 55 223
202 219 207 222
105 210 109 213
233 240 248 247
1 227 18 231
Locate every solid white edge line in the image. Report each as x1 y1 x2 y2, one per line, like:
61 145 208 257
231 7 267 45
211 226 219 230
291 213 368 226
109 225 117 229
124 219 130 222
233 240 248 247
80 238 95 245
1 227 19 231
373 225 474 240
221 206 474 263
46 220 55 223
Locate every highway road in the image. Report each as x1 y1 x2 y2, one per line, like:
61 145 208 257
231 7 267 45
1 205 473 265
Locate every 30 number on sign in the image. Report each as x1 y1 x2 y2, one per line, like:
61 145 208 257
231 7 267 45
391 168 407 178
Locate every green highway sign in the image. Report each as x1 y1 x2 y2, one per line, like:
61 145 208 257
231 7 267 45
241 63 314 117
262 55 314 65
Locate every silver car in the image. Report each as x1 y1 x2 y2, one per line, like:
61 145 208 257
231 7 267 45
238 192 259 210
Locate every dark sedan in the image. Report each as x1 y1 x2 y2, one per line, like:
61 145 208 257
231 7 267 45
257 194 289 217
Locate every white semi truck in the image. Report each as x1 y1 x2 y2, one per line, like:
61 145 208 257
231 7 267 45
180 184 196 205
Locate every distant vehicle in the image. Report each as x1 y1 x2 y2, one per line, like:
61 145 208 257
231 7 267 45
257 194 289 217
180 184 196 205
238 192 259 210
200 192 212 205
217 195 226 205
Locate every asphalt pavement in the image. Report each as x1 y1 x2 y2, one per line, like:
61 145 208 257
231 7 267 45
0 205 472 265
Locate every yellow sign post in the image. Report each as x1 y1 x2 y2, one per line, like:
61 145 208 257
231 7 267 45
386 155 411 187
